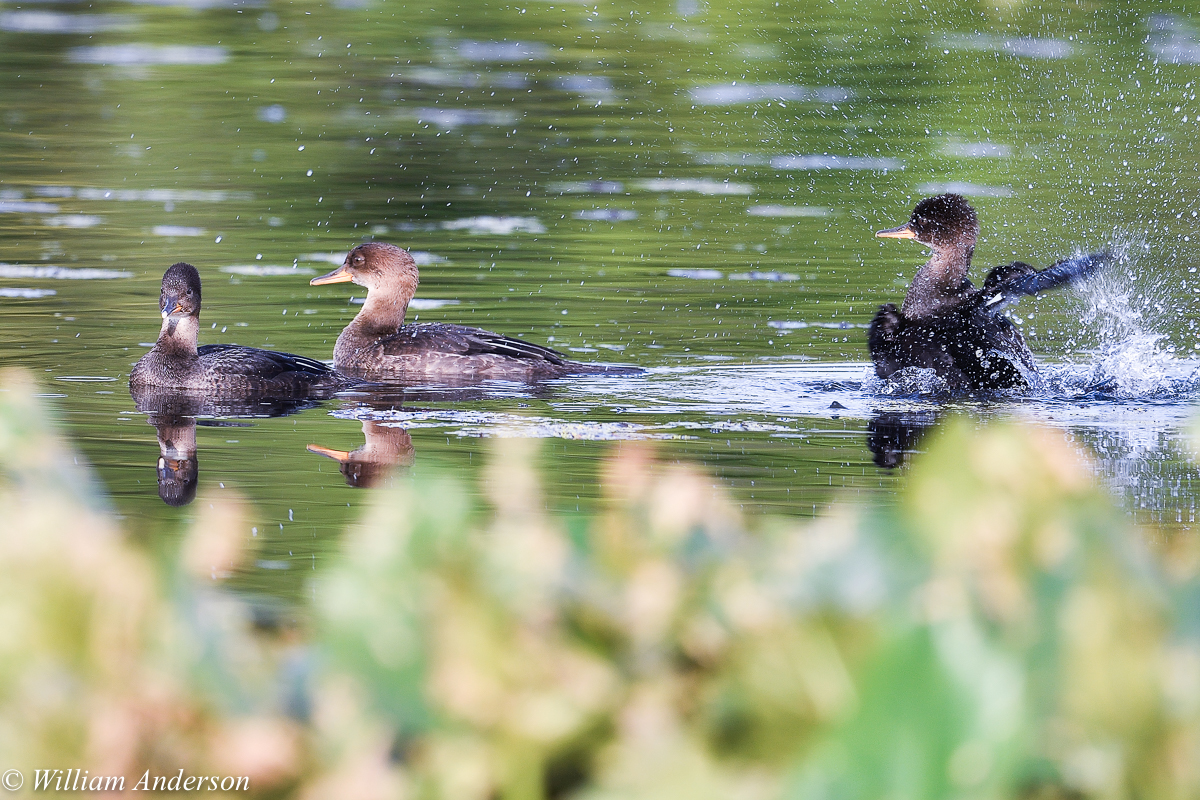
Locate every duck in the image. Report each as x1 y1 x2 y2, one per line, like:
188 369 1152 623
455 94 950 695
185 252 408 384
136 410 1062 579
869 193 1108 393
309 241 638 380
130 262 338 395
308 420 416 488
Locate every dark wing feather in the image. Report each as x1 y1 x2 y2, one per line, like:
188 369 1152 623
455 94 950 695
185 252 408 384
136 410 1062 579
376 323 569 365
198 344 333 378
869 303 1035 392
983 251 1110 309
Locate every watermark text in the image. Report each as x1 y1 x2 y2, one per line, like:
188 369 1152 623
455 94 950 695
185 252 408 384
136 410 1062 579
16 769 250 792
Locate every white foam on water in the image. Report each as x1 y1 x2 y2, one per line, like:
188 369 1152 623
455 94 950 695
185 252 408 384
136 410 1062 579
257 104 286 123
409 299 460 310
0 288 57 298
153 225 205 237
747 205 832 218
689 83 851 106
219 265 317 277
556 75 613 96
440 216 545 235
67 44 228 65
574 209 638 222
0 11 135 34
667 268 723 280
453 39 551 62
916 181 1013 197
940 33 1075 60
769 320 869 330
729 271 799 282
637 178 754 195
0 264 131 279
411 251 448 265
0 200 60 213
413 107 518 129
770 154 903 171
35 186 249 203
43 215 102 228
299 253 345 264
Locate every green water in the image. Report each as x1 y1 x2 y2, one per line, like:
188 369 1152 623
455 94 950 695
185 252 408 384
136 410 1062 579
4 0 1200 599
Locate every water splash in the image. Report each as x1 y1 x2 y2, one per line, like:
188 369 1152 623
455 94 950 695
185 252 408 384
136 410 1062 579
865 233 1200 401
1055 235 1200 398
864 367 952 398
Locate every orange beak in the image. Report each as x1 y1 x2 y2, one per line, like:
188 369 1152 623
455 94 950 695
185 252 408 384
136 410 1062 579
310 263 355 285
307 443 351 462
876 223 918 240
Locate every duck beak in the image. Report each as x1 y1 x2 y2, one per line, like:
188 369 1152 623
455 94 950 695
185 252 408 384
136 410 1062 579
876 223 918 240
310 263 355 285
158 456 188 473
307 443 351 462
160 294 186 318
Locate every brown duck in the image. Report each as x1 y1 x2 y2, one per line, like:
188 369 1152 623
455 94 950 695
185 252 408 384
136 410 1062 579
310 242 637 380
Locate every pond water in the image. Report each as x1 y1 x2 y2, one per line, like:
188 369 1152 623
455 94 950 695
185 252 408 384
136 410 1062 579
3 0 1200 601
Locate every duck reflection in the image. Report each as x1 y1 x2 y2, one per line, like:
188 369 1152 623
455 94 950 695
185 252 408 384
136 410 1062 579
308 421 415 488
305 382 533 488
153 414 199 506
866 410 939 469
131 384 326 506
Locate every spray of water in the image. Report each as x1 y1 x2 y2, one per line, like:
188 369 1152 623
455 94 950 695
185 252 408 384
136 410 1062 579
1051 232 1199 398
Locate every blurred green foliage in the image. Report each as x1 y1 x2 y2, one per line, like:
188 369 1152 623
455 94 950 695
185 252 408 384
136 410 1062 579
3 365 1199 799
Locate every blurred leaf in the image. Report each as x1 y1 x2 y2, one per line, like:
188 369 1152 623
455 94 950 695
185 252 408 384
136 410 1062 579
8 369 1200 799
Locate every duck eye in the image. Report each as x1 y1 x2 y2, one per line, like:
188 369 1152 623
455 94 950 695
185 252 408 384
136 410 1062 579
353 255 364 265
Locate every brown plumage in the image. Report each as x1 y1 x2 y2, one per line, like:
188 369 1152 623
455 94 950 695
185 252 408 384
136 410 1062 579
308 421 416 488
310 242 637 380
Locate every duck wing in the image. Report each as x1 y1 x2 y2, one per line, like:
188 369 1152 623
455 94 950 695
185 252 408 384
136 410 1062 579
198 344 333 378
869 304 1035 392
982 251 1110 310
378 323 570 365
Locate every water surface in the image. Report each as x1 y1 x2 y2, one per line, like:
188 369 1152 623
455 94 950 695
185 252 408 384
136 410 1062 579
3 0 1200 601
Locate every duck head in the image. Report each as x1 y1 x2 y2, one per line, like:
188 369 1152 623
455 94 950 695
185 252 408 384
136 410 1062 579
160 262 201 320
309 241 420 296
876 193 979 251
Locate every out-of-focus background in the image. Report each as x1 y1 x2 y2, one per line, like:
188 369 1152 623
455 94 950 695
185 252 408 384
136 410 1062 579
5 369 1200 798
4 0 1200 794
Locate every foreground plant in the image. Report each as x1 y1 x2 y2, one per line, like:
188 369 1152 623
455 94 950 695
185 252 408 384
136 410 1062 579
316 424 1198 799
1 367 1197 800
